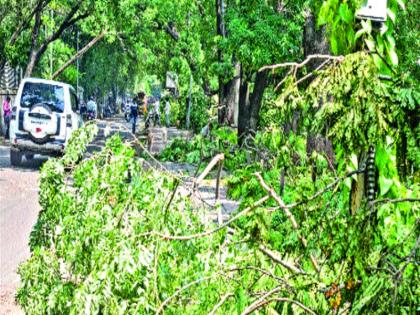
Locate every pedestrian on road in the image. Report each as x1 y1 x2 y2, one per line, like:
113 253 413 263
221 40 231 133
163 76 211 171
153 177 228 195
2 96 12 139
130 100 139 134
165 97 171 128
145 96 154 129
87 97 98 119
153 98 161 127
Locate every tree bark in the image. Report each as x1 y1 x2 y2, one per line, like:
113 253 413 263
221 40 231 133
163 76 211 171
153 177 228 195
302 9 335 184
237 68 269 142
216 0 227 124
303 10 330 73
238 66 250 141
225 62 240 126
25 6 43 77
248 69 269 132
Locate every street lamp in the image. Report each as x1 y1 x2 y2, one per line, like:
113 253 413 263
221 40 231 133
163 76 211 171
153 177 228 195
356 0 388 22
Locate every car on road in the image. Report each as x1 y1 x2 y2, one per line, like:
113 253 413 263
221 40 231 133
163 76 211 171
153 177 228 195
9 78 82 166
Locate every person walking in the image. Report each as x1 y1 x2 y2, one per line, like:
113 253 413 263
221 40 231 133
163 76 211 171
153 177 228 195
130 100 139 134
2 96 12 139
145 96 154 129
165 97 170 128
153 98 161 127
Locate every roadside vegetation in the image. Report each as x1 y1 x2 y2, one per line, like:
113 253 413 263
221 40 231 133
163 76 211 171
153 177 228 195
1 0 418 314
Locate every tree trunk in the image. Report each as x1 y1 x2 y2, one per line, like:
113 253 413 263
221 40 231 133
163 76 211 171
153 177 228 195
303 9 330 73
25 7 43 78
25 51 38 78
216 0 227 124
248 69 269 132
225 62 240 126
238 66 250 142
237 66 269 141
303 9 336 184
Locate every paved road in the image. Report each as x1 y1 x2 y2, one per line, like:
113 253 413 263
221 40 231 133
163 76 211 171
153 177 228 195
0 143 47 314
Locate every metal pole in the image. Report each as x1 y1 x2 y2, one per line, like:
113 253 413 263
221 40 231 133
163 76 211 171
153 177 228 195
50 10 53 78
76 29 79 95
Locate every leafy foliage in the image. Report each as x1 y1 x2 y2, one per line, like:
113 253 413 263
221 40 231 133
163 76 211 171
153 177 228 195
18 119 419 314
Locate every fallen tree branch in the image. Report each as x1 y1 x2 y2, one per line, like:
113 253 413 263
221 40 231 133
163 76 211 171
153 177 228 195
373 198 420 205
259 54 344 73
255 173 320 273
241 286 283 315
259 245 305 275
215 158 224 200
232 266 293 290
286 169 364 209
294 58 332 86
52 31 106 79
242 297 317 315
208 293 234 315
196 153 225 186
156 276 214 314
139 195 269 241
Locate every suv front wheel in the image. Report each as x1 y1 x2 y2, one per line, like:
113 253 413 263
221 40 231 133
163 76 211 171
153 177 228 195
10 148 23 166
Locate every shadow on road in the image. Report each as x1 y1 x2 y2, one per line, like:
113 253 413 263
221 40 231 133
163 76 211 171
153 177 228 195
0 144 48 171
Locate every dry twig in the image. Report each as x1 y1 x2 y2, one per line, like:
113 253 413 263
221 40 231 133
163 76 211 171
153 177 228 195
242 297 317 315
259 54 344 73
255 172 320 273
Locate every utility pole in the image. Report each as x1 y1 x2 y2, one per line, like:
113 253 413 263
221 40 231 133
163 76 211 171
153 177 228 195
50 10 54 77
76 29 79 95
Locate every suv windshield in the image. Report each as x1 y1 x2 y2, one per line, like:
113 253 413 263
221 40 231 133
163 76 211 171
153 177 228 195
21 82 65 113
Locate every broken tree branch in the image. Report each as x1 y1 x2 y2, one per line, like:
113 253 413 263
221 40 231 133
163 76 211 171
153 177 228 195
241 286 283 315
156 276 215 314
139 195 269 241
215 158 224 200
208 293 234 315
259 54 344 73
259 245 305 275
52 31 106 79
242 297 317 315
255 172 320 273
195 153 225 186
373 198 420 205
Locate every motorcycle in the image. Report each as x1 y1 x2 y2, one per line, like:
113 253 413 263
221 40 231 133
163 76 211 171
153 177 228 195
87 110 96 121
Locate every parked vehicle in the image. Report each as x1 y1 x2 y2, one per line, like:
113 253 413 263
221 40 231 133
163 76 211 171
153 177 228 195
9 78 83 166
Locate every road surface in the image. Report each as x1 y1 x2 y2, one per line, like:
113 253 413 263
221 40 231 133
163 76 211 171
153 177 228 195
0 143 47 314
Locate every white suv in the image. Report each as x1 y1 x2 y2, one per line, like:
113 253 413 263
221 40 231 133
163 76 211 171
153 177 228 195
9 78 82 166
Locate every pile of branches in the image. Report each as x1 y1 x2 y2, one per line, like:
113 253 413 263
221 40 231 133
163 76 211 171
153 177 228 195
17 123 419 315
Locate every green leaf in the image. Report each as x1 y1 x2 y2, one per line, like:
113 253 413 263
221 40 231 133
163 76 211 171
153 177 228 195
379 176 393 196
387 8 396 23
387 46 399 66
318 1 331 26
330 35 339 55
355 28 367 39
397 0 406 10
386 34 396 48
361 19 372 34
365 38 376 51
339 3 353 23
